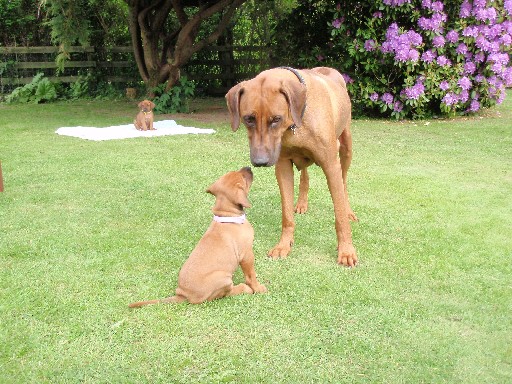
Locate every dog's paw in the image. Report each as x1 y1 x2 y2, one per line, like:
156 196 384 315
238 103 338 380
268 243 291 259
294 201 308 214
253 284 267 294
337 243 358 267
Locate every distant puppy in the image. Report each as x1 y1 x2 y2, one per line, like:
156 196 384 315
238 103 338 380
129 167 267 308
134 100 155 131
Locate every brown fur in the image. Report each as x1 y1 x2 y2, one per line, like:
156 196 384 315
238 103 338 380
134 100 156 131
129 167 267 308
226 67 358 266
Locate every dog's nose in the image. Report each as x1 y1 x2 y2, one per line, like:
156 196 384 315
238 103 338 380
251 159 270 167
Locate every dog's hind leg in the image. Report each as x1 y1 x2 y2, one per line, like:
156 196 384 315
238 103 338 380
338 128 357 221
295 168 309 214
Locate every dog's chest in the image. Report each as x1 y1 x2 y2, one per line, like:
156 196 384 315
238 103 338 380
143 112 153 123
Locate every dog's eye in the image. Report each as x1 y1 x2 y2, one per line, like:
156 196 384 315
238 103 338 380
244 115 256 126
270 116 282 128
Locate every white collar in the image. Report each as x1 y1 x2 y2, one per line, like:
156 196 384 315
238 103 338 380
213 214 246 224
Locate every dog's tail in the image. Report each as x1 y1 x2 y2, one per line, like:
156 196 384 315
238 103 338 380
128 295 185 308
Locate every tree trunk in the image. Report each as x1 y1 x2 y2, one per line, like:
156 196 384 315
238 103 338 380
124 0 247 95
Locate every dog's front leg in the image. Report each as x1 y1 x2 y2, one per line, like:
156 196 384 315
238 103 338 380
240 254 267 293
268 158 295 259
321 161 358 267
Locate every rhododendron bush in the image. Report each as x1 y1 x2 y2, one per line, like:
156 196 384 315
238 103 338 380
328 0 512 118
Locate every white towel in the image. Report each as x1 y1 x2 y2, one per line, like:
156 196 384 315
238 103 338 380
56 120 215 141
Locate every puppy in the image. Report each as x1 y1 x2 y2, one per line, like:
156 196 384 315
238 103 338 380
134 100 156 131
129 167 267 307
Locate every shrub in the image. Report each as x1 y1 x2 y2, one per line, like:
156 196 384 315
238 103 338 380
324 0 512 119
5 73 58 104
152 76 195 114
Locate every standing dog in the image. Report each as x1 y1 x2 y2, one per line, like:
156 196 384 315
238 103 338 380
134 100 156 131
226 67 357 267
129 167 267 308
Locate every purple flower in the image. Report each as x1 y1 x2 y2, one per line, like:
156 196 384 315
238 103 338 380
460 1 472 18
442 92 457 106
407 31 423 46
342 73 354 84
421 50 436 63
421 0 432 9
436 55 451 67
439 81 450 91
393 101 403 112
446 30 459 44
408 49 420 62
382 93 394 105
364 39 377 51
373 11 383 18
474 51 486 63
464 61 476 74
418 17 432 31
506 0 512 15
433 35 445 48
404 81 425 100
469 99 480 112
463 26 478 38
370 93 379 102
332 19 342 29
431 1 443 12
500 34 511 46
456 43 468 55
458 76 472 91
475 74 485 83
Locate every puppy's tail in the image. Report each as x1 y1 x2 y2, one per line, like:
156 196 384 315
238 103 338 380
128 295 185 308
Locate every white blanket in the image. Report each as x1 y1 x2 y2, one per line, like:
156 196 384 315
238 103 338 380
55 120 215 141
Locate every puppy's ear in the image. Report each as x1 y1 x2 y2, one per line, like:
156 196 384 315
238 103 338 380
149 101 156 109
225 83 244 132
280 80 306 128
206 180 219 196
235 183 251 208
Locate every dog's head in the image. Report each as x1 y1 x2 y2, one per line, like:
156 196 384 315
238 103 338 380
138 99 155 112
225 69 306 167
206 167 253 216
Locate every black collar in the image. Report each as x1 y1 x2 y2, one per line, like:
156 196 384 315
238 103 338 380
279 66 307 134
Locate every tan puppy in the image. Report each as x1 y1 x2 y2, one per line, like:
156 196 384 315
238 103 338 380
129 167 267 308
134 100 156 131
226 67 357 267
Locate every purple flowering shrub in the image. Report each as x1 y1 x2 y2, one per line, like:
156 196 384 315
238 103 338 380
327 0 512 118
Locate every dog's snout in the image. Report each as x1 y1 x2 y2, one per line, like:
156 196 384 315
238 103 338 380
251 159 270 167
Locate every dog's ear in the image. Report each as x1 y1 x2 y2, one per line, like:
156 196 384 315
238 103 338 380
149 101 155 109
206 181 218 196
225 83 244 132
281 80 307 128
235 183 251 208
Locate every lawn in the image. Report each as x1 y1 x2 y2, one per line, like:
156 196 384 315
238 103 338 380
0 95 511 383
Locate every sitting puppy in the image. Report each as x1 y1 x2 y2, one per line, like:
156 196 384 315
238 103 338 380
129 167 267 307
134 99 156 131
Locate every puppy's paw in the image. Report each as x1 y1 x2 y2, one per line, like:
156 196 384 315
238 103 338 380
253 283 267 294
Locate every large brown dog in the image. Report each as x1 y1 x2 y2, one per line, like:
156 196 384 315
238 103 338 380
226 67 357 267
129 167 267 308
134 99 155 131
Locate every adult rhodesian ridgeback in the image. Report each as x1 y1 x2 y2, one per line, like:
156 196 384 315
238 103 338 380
226 67 358 267
129 167 267 307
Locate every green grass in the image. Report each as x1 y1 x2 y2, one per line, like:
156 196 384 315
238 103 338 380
1 96 511 383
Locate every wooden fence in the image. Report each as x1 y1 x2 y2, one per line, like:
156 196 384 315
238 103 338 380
0 45 272 95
